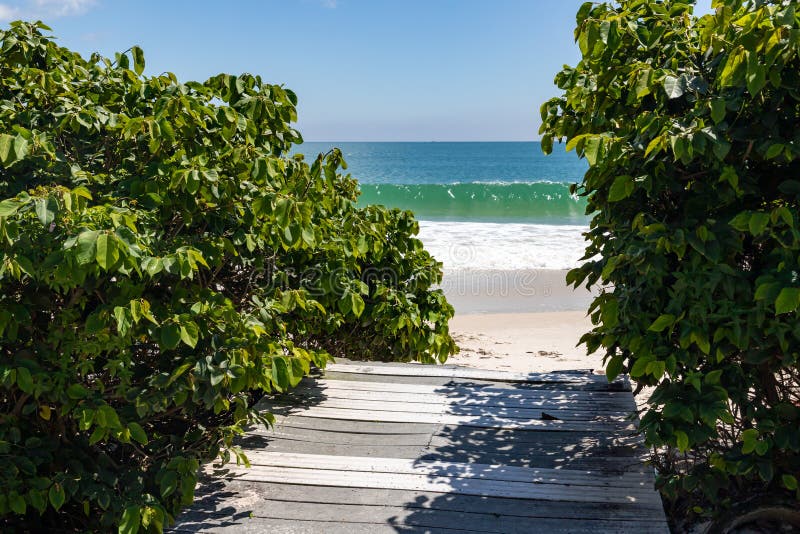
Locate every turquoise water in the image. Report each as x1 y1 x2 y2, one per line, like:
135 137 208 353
358 182 584 225
295 142 590 270
299 142 589 225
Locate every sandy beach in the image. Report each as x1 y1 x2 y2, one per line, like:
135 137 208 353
447 311 603 373
441 269 605 374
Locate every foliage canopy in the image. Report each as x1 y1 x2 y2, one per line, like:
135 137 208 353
0 21 455 532
541 0 800 521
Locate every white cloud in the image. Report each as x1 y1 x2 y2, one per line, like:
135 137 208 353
320 0 337 8
0 0 94 22
0 4 22 21
32 0 94 17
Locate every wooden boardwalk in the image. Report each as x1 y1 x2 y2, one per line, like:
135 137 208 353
172 361 669 533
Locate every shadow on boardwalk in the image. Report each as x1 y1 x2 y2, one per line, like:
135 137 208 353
391 379 665 533
169 366 668 533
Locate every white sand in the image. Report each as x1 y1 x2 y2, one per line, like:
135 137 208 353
446 311 606 374
436 269 609 374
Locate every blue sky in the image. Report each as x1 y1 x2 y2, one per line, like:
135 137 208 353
0 0 712 141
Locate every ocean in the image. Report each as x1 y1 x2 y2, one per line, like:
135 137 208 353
299 142 590 273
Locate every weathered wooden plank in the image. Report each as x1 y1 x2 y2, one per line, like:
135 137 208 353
425 431 645 459
417 452 648 473
277 397 632 422
290 386 636 411
237 436 427 460
190 479 661 521
277 393 633 418
431 424 644 445
322 370 631 391
174 502 669 533
326 362 625 386
242 427 647 467
313 377 636 401
237 452 652 490
270 401 631 425
249 424 642 449
249 431 644 461
236 437 648 471
207 464 663 507
270 415 438 434
321 370 458 387
253 427 433 446
279 405 636 432
172 513 457 533
240 436 652 473
265 416 646 467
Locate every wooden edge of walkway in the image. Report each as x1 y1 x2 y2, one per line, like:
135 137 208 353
325 361 631 389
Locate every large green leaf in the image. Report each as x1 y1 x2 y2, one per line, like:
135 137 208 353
0 198 24 217
272 356 290 390
16 367 33 393
48 483 65 511
648 314 675 332
349 292 365 318
13 135 28 161
675 431 689 452
663 75 684 98
131 46 145 75
8 492 26 514
179 321 199 348
34 197 57 226
96 233 119 270
607 175 634 202
765 143 784 159
605 355 624 381
748 212 770 236
746 51 767 95
583 136 602 166
0 133 15 164
159 470 177 498
127 422 148 445
775 288 800 314
118 506 141 534
634 68 652 98
710 98 726 123
75 230 99 264
160 324 181 349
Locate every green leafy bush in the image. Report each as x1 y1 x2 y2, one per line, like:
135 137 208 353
541 0 800 521
0 21 455 532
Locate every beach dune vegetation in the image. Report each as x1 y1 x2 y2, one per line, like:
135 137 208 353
541 0 800 526
0 21 455 532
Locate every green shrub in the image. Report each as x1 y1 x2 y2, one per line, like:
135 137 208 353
540 0 800 520
0 21 455 532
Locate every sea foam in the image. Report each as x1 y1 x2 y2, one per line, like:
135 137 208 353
417 220 589 272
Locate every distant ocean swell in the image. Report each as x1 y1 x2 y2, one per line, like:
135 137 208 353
357 181 588 225
295 142 591 273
